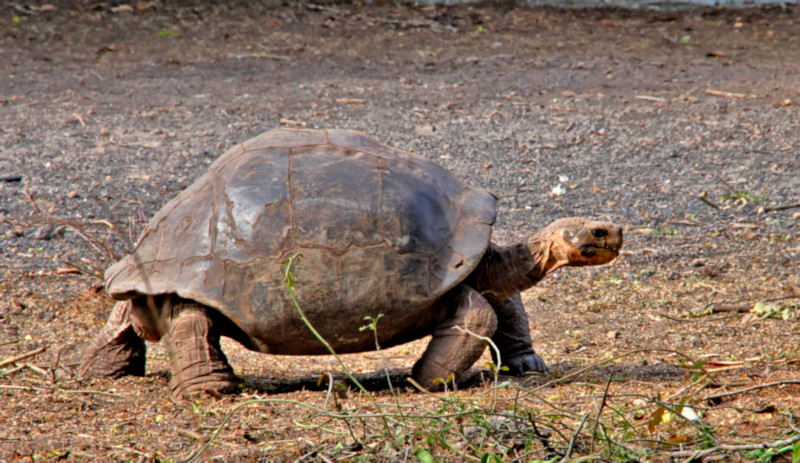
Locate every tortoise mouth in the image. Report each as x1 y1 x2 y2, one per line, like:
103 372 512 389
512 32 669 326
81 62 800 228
579 244 620 259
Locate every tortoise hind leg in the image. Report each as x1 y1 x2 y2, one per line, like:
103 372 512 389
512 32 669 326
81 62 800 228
79 300 146 378
166 298 240 397
411 285 498 390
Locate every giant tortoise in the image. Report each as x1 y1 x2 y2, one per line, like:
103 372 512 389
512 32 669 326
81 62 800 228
80 129 623 396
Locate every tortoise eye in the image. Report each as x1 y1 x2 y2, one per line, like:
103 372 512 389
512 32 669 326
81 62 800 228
591 228 607 238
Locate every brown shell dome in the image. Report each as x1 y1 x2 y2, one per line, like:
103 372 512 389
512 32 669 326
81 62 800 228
104 129 496 354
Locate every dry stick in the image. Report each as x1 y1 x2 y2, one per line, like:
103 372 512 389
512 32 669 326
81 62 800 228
0 345 48 369
52 346 64 384
764 202 800 212
528 418 560 459
712 295 800 313
713 174 739 193
704 380 800 402
2 364 26 377
562 412 590 461
789 413 800 434
711 304 752 313
590 374 613 453
671 433 800 461
0 384 46 392
25 363 49 377
705 88 746 99
697 191 721 210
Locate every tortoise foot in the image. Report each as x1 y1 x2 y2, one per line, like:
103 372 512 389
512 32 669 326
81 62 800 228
503 352 548 376
171 372 241 397
168 305 240 397
79 301 146 378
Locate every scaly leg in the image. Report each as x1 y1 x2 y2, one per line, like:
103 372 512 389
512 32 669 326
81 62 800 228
411 285 497 390
489 293 547 375
166 298 239 397
78 300 146 378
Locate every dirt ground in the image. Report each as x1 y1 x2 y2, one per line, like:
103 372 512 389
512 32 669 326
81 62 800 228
1 1 799 461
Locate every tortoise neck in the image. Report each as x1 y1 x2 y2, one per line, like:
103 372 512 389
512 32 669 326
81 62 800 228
470 242 548 303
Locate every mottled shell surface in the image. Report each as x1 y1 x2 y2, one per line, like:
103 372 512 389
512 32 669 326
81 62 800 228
105 129 496 354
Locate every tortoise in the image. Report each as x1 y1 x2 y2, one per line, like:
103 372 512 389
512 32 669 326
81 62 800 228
79 128 623 397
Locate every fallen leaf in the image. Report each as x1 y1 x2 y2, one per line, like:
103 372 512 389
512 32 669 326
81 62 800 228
96 45 117 55
667 435 693 444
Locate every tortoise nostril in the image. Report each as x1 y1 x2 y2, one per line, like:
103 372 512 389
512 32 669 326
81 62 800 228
591 229 607 238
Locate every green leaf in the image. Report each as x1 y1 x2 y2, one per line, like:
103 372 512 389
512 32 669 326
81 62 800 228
415 448 434 463
793 439 800 463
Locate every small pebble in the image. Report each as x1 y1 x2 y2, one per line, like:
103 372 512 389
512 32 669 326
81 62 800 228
68 191 78 198
35 226 54 241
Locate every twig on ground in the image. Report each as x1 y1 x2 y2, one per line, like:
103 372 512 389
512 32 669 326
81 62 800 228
590 374 613 453
710 295 800 314
635 95 666 103
563 412 589 461
713 174 739 193
528 417 561 459
711 303 751 313
704 380 800 402
0 345 48 369
671 433 800 461
697 191 721 210
52 346 64 383
764 201 800 212
705 88 746 99
789 413 800 434
0 384 47 392
177 428 204 442
2 364 26 377
25 363 49 377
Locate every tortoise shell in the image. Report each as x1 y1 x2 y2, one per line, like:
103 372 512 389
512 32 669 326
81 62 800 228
105 129 496 354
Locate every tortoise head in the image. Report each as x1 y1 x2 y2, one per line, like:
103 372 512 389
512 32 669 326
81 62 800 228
532 217 623 270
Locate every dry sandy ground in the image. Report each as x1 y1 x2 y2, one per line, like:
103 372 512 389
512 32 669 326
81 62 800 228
0 1 799 461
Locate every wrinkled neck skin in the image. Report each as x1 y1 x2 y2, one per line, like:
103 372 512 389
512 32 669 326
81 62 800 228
469 231 568 303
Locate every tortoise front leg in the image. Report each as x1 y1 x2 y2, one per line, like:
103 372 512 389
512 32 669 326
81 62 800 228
489 293 548 375
166 298 240 397
411 285 498 390
79 300 146 378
